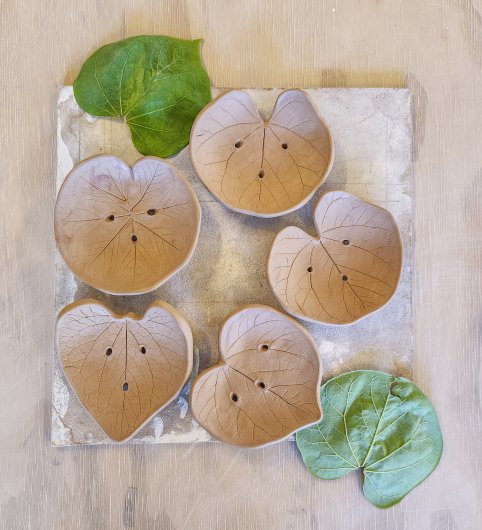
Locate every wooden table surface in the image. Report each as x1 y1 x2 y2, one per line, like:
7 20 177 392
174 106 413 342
0 1 481 529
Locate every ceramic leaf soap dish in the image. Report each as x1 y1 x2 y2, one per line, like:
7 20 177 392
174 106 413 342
190 305 322 447
268 191 403 325
56 299 193 442
54 154 201 295
189 89 333 217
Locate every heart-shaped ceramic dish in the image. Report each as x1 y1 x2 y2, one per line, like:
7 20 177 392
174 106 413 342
189 304 323 447
268 191 403 325
56 299 193 442
54 154 201 295
189 89 333 217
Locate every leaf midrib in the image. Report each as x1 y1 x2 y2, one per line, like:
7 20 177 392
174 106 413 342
360 383 392 468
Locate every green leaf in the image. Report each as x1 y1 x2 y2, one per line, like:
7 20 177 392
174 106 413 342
73 35 211 157
296 370 443 508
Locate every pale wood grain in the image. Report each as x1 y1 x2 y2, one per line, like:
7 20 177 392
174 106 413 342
0 1 481 529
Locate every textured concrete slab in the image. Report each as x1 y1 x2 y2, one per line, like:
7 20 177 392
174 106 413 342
52 87 412 446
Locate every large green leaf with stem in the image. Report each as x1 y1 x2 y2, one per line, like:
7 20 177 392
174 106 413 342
296 370 443 508
73 35 211 157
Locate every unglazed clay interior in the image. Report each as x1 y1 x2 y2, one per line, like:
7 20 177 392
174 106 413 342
189 305 322 447
56 299 193 442
189 89 333 217
54 154 201 295
268 191 403 325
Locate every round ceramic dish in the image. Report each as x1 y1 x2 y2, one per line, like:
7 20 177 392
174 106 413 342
190 304 323 448
268 190 403 325
189 89 334 217
54 154 201 295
